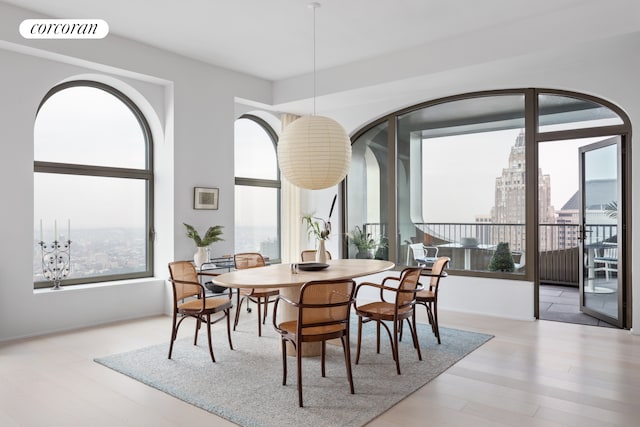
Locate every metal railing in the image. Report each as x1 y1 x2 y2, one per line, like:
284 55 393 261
358 222 617 285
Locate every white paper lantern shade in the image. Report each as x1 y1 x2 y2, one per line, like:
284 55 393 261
277 115 352 190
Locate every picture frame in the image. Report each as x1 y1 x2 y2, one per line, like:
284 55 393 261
193 187 219 210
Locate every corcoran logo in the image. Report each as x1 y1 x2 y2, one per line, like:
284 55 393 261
19 19 109 39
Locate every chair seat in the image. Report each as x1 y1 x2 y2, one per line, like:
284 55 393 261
415 289 435 301
178 297 232 313
356 301 412 320
278 320 347 337
240 287 280 297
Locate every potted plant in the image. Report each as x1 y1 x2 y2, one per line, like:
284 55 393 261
349 225 377 259
301 195 336 263
488 242 515 272
183 223 224 267
302 214 331 263
374 236 389 260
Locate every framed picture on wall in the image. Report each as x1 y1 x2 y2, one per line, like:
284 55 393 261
194 187 219 210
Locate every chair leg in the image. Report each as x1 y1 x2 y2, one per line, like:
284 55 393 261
297 337 303 407
376 320 381 354
355 316 363 365
257 296 262 337
433 300 441 344
342 334 355 395
393 319 401 375
206 314 216 363
321 340 326 377
225 308 234 350
194 318 200 346
410 312 423 361
262 297 269 324
281 338 288 386
168 312 178 359
233 295 245 331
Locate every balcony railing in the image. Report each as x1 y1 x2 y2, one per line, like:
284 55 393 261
359 222 617 285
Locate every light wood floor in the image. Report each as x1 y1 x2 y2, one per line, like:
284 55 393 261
1 307 638 427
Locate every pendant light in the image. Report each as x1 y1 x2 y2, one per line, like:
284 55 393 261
277 2 351 190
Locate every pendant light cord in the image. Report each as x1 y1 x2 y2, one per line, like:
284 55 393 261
310 2 320 116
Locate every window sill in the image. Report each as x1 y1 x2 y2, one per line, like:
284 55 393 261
33 277 163 295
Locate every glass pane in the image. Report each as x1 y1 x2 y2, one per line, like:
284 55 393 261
397 94 526 272
582 141 618 319
538 94 623 133
347 121 388 260
537 137 611 285
234 118 277 180
234 185 280 260
35 86 146 169
33 173 148 283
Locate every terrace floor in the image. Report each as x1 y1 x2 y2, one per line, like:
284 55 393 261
539 283 618 328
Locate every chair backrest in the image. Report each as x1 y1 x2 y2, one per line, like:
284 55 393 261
297 279 355 332
602 246 617 259
168 261 200 301
234 252 266 270
424 245 439 258
300 249 333 262
407 243 426 265
396 267 423 307
428 257 450 288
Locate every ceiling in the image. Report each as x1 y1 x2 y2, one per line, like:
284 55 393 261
3 0 638 83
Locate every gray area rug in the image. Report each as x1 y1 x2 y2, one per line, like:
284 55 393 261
95 320 492 427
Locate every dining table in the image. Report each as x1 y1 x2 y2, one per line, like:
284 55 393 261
212 258 395 356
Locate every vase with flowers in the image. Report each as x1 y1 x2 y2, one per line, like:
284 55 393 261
301 194 337 264
183 223 224 267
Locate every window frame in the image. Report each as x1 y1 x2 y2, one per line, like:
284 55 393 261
234 114 282 263
343 88 631 282
33 80 154 288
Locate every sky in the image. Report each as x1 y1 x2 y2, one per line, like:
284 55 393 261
420 124 619 223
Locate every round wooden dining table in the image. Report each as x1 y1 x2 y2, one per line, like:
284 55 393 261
212 258 395 356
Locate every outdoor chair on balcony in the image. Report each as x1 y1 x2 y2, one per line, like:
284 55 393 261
406 243 438 268
512 251 526 272
594 245 618 280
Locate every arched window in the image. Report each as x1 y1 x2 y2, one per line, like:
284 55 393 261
33 81 153 288
234 115 281 261
346 89 630 284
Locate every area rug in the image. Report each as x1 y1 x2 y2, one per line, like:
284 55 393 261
95 321 492 427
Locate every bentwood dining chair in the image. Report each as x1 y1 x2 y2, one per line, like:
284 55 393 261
167 261 233 363
300 249 333 262
273 278 356 407
415 256 449 344
233 252 279 336
354 267 424 375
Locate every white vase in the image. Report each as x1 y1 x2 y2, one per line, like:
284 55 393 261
194 247 208 267
316 239 328 263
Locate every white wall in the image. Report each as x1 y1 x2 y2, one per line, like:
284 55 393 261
0 2 271 341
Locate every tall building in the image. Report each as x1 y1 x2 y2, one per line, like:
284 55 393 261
555 179 618 249
491 131 556 251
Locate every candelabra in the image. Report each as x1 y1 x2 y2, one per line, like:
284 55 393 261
39 239 71 290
